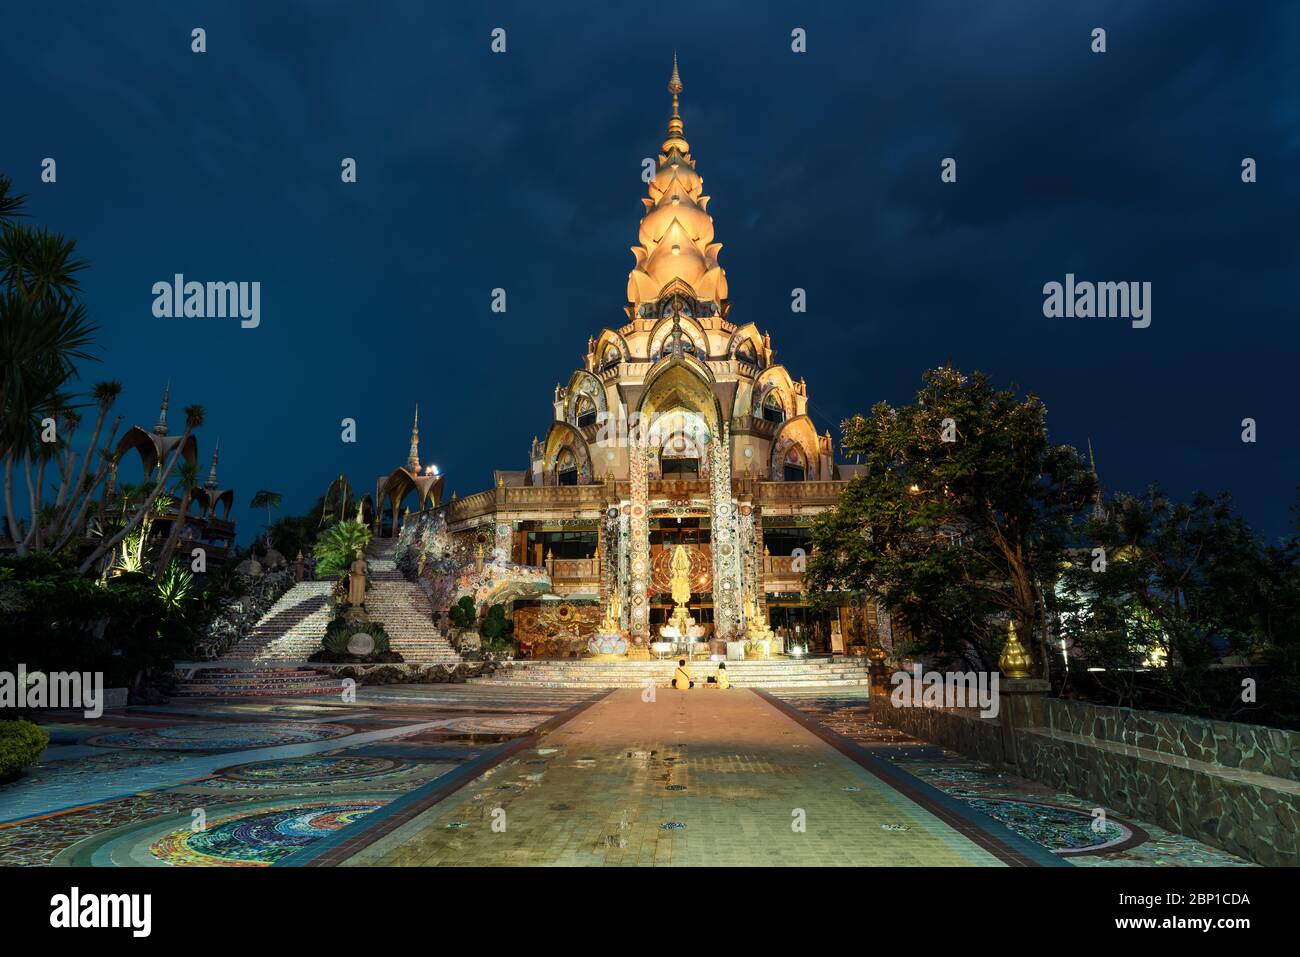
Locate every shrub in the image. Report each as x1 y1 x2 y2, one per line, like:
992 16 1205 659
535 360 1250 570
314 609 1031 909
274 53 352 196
480 604 516 653
448 595 477 631
0 720 49 783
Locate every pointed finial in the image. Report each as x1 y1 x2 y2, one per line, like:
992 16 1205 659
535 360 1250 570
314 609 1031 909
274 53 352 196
153 379 171 436
406 403 421 472
205 438 220 489
663 53 688 153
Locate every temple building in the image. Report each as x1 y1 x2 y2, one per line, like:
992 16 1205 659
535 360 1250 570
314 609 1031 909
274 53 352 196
401 60 876 657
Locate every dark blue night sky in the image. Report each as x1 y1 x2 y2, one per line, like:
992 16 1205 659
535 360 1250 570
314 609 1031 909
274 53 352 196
3 1 1297 542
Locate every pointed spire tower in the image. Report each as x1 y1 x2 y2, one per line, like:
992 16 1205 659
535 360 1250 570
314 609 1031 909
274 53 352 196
1087 438 1107 520
153 380 171 436
626 54 729 319
206 438 221 490
406 405 421 472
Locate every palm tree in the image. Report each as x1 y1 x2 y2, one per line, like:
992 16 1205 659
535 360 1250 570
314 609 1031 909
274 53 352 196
0 173 97 551
250 490 283 551
48 380 120 543
155 459 201 574
79 404 204 575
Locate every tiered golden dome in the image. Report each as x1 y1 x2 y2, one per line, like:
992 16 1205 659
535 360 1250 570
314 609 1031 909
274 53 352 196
627 55 729 315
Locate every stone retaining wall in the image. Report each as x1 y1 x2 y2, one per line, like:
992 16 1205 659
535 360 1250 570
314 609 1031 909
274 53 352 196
1043 698 1297 782
866 693 1298 866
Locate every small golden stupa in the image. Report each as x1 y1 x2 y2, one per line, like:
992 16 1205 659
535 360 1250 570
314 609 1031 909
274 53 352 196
998 619 1032 679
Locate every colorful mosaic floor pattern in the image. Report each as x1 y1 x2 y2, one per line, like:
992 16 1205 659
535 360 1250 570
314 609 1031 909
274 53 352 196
0 686 595 866
776 693 1253 867
85 721 353 751
149 801 387 866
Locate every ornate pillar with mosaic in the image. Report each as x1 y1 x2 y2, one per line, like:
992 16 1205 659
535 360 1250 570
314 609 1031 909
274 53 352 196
626 442 652 657
709 426 741 652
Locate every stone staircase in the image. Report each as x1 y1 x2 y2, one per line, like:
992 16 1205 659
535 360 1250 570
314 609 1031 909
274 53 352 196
172 667 347 697
222 580 336 661
366 540 461 665
472 656 874 689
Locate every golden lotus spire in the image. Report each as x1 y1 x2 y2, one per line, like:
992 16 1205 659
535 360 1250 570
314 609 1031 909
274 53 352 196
627 55 729 318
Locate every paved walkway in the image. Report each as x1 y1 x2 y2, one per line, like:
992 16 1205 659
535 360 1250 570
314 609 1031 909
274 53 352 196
338 688 1038 866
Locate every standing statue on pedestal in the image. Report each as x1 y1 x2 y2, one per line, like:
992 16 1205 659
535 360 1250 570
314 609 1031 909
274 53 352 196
345 548 369 623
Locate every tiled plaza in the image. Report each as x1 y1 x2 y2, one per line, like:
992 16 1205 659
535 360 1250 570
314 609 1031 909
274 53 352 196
0 685 1250 867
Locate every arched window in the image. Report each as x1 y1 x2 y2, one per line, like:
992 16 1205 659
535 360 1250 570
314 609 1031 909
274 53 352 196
735 339 758 366
575 394 597 429
556 449 578 486
600 345 621 372
762 391 786 424
783 445 806 482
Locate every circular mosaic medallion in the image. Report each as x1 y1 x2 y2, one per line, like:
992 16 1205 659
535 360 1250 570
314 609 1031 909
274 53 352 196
632 505 644 517
87 722 352 751
966 799 1143 855
439 714 548 734
217 756 406 784
149 801 384 866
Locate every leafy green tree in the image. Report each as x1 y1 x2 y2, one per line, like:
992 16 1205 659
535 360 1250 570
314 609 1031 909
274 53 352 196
1059 488 1294 718
806 367 1095 673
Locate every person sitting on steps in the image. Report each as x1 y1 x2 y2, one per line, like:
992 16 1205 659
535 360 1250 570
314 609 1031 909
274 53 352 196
715 662 730 690
672 659 693 690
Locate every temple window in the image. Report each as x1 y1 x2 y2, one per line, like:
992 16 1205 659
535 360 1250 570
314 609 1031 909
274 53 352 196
556 449 579 486
661 457 700 479
575 395 597 428
600 345 621 372
762 391 786 424
783 445 806 482
763 526 812 556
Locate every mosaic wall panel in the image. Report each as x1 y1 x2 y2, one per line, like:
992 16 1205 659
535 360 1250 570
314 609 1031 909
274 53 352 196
709 427 740 640
513 604 602 658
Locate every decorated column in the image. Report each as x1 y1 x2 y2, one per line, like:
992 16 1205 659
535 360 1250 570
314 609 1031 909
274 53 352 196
709 426 741 643
627 442 651 650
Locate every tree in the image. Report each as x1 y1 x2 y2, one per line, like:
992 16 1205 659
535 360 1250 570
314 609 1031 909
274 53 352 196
155 459 201 573
806 367 1095 673
0 174 97 553
1059 487 1292 718
249 489 282 551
